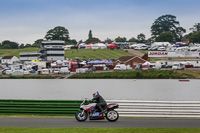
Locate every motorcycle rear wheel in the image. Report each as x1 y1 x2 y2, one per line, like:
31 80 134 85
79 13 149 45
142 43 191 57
106 110 119 122
75 110 88 122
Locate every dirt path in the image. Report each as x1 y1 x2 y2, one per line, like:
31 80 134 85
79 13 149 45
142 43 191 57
124 49 144 57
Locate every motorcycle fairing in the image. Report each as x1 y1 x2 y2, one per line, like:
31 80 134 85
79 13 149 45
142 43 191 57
106 103 119 109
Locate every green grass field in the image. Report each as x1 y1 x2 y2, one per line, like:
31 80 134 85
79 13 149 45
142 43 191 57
0 47 39 58
65 49 132 60
0 48 132 60
0 127 200 133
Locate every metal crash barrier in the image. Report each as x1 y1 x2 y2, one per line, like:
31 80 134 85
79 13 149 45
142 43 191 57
0 99 82 116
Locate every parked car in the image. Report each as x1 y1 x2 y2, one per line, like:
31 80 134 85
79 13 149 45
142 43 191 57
140 45 149 50
157 47 166 51
5 70 12 75
149 46 158 51
135 46 143 50
2 68 10 75
107 44 118 49
82 65 96 73
53 69 60 74
129 44 138 49
12 70 24 76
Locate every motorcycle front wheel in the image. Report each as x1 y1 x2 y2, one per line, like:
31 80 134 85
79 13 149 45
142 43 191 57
75 110 88 122
106 110 119 122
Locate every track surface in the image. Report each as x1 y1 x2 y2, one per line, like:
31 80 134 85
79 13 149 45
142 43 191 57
0 118 200 128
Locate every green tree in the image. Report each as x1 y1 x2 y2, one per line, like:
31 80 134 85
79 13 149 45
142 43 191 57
1 40 19 49
2 44 11 49
66 39 77 45
190 23 200 32
146 37 153 44
128 37 137 42
25 44 32 48
85 30 101 44
151 14 186 42
89 30 92 39
155 32 174 43
32 39 43 47
45 26 69 42
78 40 83 44
104 38 113 44
85 37 100 44
137 33 146 43
19 44 25 49
115 36 127 42
189 30 200 43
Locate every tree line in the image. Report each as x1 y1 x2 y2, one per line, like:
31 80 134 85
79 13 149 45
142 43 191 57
0 14 200 49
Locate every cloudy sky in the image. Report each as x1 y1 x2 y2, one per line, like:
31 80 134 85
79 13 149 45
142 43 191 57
0 0 199 44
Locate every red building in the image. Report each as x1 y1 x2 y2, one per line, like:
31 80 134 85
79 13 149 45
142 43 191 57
114 56 146 69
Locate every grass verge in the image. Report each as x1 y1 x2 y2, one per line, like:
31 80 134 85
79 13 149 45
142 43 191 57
0 74 63 79
0 127 200 133
69 70 187 79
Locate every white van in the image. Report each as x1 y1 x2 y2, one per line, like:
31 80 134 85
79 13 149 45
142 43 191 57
41 69 49 74
60 67 70 74
172 63 185 70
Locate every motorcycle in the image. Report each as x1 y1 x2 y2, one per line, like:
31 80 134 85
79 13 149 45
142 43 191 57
75 98 119 122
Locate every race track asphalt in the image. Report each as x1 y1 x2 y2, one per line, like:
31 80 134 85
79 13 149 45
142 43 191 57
0 118 200 128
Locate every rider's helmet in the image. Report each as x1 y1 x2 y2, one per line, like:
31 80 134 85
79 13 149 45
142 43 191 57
93 91 99 97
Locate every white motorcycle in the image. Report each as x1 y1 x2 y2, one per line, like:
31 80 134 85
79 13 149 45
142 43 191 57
75 99 119 122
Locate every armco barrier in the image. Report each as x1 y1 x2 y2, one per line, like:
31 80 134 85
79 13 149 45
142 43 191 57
1 99 200 117
107 100 200 118
0 99 82 116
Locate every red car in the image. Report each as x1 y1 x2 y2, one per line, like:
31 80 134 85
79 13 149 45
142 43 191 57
107 44 118 49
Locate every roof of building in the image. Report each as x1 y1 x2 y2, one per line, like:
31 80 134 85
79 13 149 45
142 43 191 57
117 56 136 62
116 56 146 63
2 56 14 59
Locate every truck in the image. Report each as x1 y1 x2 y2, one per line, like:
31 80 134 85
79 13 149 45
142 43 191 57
69 62 79 72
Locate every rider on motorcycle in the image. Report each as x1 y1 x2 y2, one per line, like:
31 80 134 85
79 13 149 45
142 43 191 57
91 91 107 114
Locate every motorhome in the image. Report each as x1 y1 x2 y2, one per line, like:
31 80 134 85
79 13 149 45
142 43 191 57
172 63 185 70
190 46 200 51
175 47 189 52
114 64 132 71
151 42 171 47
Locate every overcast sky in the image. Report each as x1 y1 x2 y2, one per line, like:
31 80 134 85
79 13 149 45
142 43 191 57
0 0 199 44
